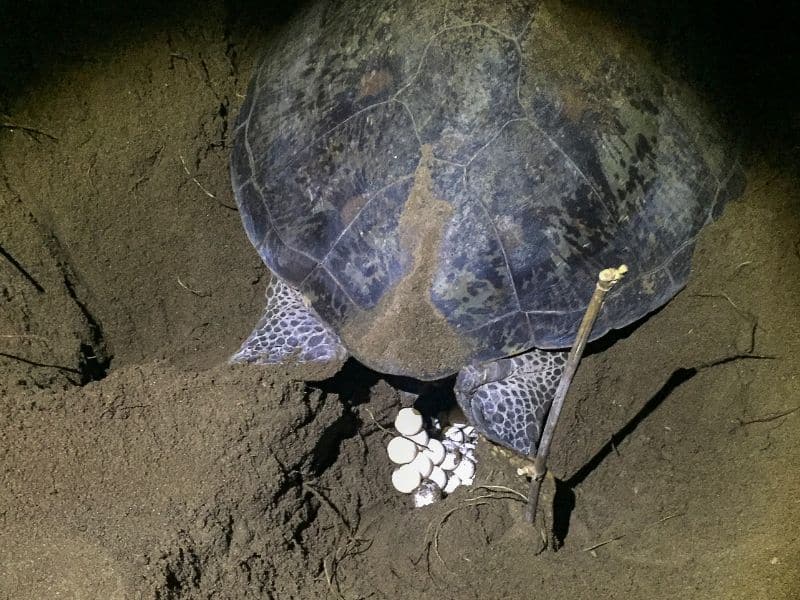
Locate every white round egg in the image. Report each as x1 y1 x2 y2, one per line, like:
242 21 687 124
428 466 448 489
443 473 462 494
394 407 424 436
442 439 459 452
387 436 418 464
392 464 422 494
440 451 460 471
407 429 429 446
453 456 476 481
444 426 465 443
410 452 434 478
412 480 442 507
423 438 446 465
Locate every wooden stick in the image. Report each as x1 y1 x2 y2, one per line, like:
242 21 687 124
524 265 628 523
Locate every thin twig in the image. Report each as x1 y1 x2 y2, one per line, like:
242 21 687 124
176 276 209 297
737 406 799 426
433 501 489 567
692 291 742 312
655 512 685 524
363 407 392 435
582 512 685 553
471 485 527 502
463 493 524 504
1 334 48 341
179 153 237 211
302 483 350 530
179 153 217 198
304 478 371 599
526 265 628 523
582 534 625 552
691 291 761 353
1 121 58 141
302 482 365 544
425 489 526 572
322 516 374 599
323 557 346 600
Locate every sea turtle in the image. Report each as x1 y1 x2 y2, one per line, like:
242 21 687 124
229 0 744 456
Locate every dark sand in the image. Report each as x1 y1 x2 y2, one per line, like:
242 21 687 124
1 2 798 598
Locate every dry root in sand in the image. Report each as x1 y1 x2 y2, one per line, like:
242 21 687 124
300 482 373 600
421 485 528 575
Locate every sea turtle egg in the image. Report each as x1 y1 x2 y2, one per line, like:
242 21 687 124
440 451 460 471
394 407 424 436
410 452 434 478
392 464 422 494
428 466 448 489
443 473 462 494
387 436 418 464
444 426 465 443
423 438 446 465
412 480 442 507
407 429 429 446
442 439 459 452
453 457 476 481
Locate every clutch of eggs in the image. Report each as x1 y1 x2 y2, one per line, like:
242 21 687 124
387 407 478 506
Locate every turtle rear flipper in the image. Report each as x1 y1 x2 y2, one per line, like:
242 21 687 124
231 278 348 368
454 349 567 456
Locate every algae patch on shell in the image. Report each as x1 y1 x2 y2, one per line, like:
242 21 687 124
341 146 472 379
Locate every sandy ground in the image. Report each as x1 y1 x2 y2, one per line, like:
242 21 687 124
1 1 799 598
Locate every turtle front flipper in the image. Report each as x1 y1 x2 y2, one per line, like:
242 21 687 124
231 277 348 369
454 349 568 456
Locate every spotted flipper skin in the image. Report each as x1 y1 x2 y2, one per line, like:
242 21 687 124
231 277 348 367
455 349 567 456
